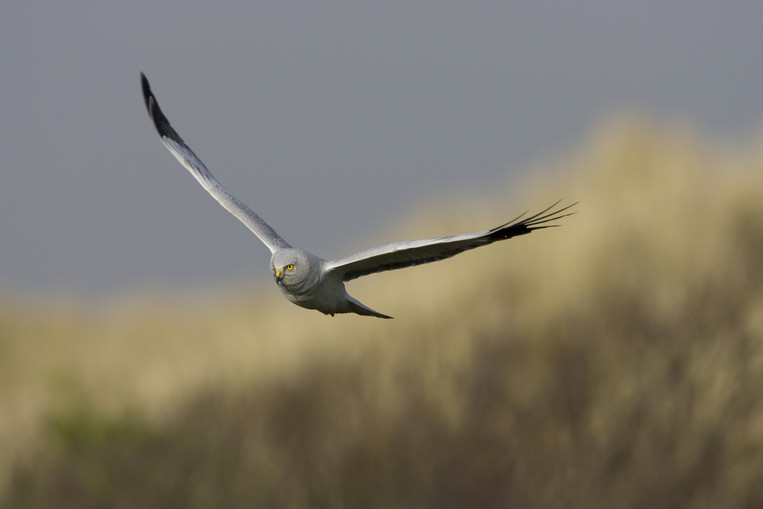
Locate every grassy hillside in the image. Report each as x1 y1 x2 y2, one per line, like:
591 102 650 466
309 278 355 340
2 117 763 508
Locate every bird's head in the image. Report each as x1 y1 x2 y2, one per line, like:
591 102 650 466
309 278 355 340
271 249 320 292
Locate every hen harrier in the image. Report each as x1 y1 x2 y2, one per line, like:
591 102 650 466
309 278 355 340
141 73 574 318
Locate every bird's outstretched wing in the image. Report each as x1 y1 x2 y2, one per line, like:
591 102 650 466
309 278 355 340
325 201 575 281
141 73 290 254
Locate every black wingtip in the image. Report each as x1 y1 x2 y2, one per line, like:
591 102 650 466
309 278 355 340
140 72 152 109
139 73 185 144
487 200 577 241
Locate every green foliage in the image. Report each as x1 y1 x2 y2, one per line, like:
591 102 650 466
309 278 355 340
9 398 155 509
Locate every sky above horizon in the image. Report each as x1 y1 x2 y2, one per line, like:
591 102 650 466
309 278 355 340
2 1 762 300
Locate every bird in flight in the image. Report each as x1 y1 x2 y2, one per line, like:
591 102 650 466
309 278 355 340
141 73 574 318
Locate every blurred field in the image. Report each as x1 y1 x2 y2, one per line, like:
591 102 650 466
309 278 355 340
2 116 763 508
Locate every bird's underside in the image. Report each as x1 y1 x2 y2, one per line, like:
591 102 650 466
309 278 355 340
141 73 576 318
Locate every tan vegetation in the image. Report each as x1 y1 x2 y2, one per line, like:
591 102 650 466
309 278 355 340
2 116 762 507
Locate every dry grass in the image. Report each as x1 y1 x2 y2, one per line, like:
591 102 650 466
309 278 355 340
2 116 763 508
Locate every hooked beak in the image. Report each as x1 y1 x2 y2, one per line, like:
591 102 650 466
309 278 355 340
274 268 283 283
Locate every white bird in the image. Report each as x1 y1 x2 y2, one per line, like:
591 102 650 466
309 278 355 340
141 73 575 319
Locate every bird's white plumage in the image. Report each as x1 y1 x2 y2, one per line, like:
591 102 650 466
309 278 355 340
141 73 575 318
326 233 497 281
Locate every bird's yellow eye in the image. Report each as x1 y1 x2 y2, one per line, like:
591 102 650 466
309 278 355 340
286 264 294 271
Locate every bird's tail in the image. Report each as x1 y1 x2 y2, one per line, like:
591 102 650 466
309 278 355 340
345 295 393 319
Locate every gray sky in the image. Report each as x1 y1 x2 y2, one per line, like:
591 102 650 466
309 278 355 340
2 1 761 300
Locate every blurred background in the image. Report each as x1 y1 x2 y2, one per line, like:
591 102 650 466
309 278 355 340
2 2 763 507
